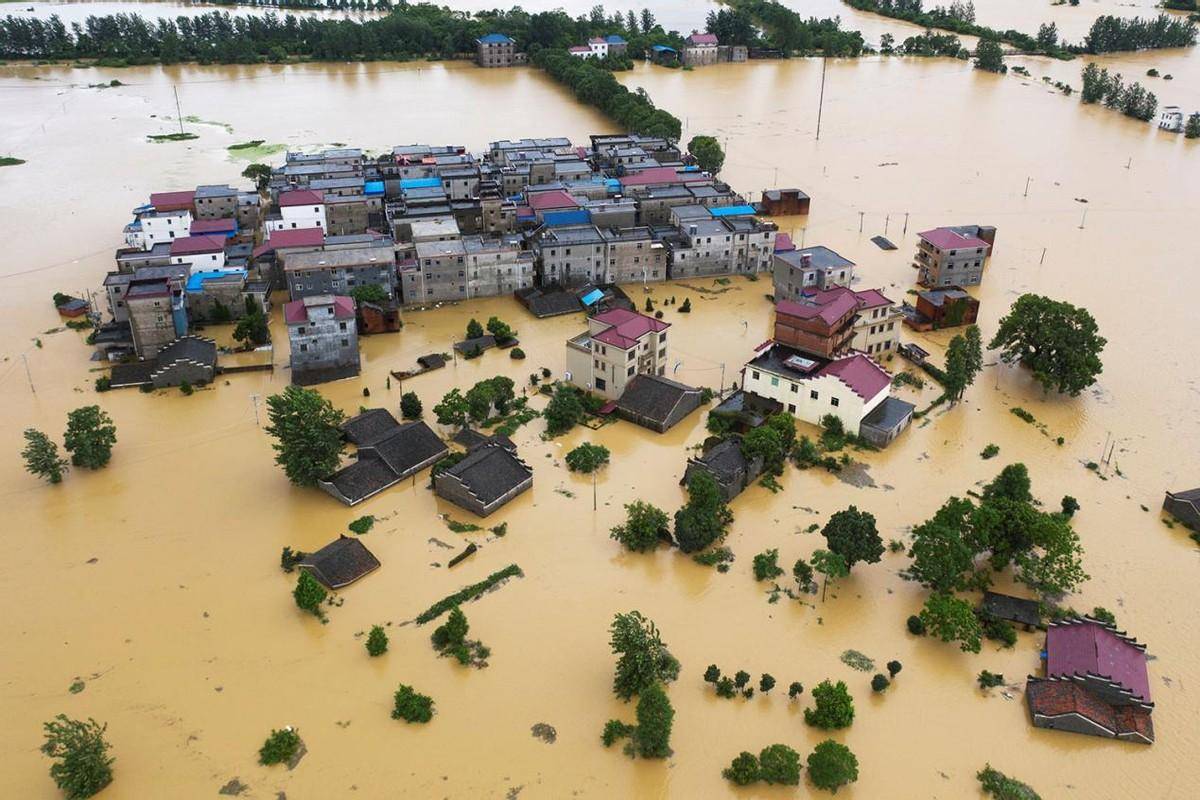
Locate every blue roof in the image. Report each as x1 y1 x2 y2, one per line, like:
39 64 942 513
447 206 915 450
581 288 605 306
400 177 442 190
710 205 757 218
479 33 514 44
652 45 678 54
605 35 627 44
186 268 247 293
543 209 592 227
364 180 384 196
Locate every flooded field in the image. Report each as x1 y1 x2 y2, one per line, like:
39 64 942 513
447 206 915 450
3 5 1200 798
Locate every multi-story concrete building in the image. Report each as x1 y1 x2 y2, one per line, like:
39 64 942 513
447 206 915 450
324 194 370 236
401 239 468 304
267 189 327 233
104 265 190 324
601 227 667 284
914 225 995 287
784 286 902 358
284 294 360 385
463 235 534 297
284 245 397 301
124 208 191 251
169 235 226 269
772 246 856 300
193 185 238 219
565 308 671 400
476 33 517 67
126 278 188 358
536 224 607 287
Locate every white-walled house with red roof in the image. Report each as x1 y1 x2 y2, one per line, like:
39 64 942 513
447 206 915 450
267 189 327 234
284 294 360 385
565 308 671 401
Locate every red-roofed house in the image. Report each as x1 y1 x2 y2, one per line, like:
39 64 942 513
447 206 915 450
189 217 237 238
284 294 360 385
169 235 226 268
618 166 711 189
568 45 593 58
787 286 902 357
914 225 995 287
684 32 720 65
526 189 580 213
252 226 325 259
774 232 796 253
150 190 195 213
775 293 859 358
565 308 672 400
1026 617 1155 744
268 190 327 234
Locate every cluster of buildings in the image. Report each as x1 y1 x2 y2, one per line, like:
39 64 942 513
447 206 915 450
567 35 629 59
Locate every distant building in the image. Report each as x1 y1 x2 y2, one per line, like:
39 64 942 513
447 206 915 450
568 45 593 58
283 244 396 302
1163 488 1200 530
434 440 533 517
193 184 238 219
683 32 720 66
902 287 980 331
605 34 628 56
284 294 360 385
359 300 402 334
565 308 671 401
914 225 995 287
1159 106 1184 133
772 246 855 300
682 436 763 501
1026 617 1154 745
169 235 226 269
477 33 517 68
267 189 326 233
760 188 810 216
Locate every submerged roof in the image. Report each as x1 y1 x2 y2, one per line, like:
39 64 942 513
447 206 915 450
298 536 380 589
1026 678 1155 743
1047 618 1151 704
616 375 701 427
442 443 531 505
918 226 990 250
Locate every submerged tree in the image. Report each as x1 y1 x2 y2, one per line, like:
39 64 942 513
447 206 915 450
610 500 670 553
634 682 674 758
293 570 327 619
804 679 855 729
822 506 884 572
22 428 68 484
63 406 117 470
264 386 345 486
687 134 725 174
42 715 114 799
919 592 983 653
610 611 680 701
673 469 734 553
989 294 1106 396
810 549 849 602
807 739 859 793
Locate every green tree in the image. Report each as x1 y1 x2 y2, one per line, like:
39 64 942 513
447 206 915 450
293 570 326 618
63 406 117 470
610 611 679 701
42 715 113 799
1186 112 1200 138
977 764 1042 800
22 428 68 484
1036 22 1058 49
766 411 798 450
465 318 484 340
810 549 848 601
392 684 434 723
258 727 301 766
822 506 883 572
350 283 389 304
673 469 734 553
400 392 422 419
982 463 1032 504
634 682 674 758
741 424 786 475
566 442 610 473
544 385 585 435
759 743 802 785
687 134 725 174
433 388 469 428
241 162 272 192
1014 511 1088 595
723 751 761 785
610 500 669 552
919 592 983 653
907 497 977 593
887 660 903 677
264 387 345 486
759 673 776 693
974 38 1006 72
989 294 1106 396
793 557 816 592
233 305 270 346
366 625 388 656
431 607 469 653
804 679 855 729
807 739 859 793
752 548 783 581
485 316 516 344
943 325 983 402
871 673 890 692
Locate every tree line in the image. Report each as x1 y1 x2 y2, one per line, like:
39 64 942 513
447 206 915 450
0 4 679 64
1081 63 1159 123
717 0 867 57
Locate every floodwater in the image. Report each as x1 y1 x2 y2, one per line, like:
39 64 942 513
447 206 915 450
2 2 1200 798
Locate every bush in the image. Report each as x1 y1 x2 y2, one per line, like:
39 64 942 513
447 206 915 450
759 674 776 693
907 614 926 635
804 680 855 729
293 570 326 618
981 615 1018 648
258 727 301 765
400 392 422 419
887 660 902 678
680 298 692 313
348 515 375 535
634 683 673 758
465 318 484 340
610 501 669 553
723 751 760 785
42 715 113 799
601 719 634 747
366 625 388 656
1060 495 1080 517
733 670 750 689
758 743 802 785
715 676 736 698
981 443 1000 459
978 670 1005 689
1091 606 1117 626
871 673 890 693
704 664 722 683
94 376 111 392
392 684 435 723
510 347 526 360
280 546 306 573
752 548 784 581
807 740 859 793
977 764 1042 800
788 681 804 699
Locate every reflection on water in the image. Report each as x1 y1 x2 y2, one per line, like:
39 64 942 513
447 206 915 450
1 17 1200 800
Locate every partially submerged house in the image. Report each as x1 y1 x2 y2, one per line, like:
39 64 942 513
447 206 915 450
902 287 980 331
1162 488 1200 530
858 396 916 449
298 536 381 589
434 440 533 517
319 410 448 506
614 374 704 433
913 225 995 287
1026 617 1155 745
681 436 763 502
980 591 1042 631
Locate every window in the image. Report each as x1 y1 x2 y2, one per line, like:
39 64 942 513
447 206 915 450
628 350 635 361
596 377 606 391
830 397 840 407
788 403 796 414
658 348 666 358
790 383 798 393
299 344 308 352
751 370 760 380
810 390 819 400
297 326 306 335
341 338 349 347
770 376 779 387
339 322 347 331
627 366 635 377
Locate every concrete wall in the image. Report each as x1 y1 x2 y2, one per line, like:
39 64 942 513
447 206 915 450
286 263 396 302
742 364 885 431
288 315 359 372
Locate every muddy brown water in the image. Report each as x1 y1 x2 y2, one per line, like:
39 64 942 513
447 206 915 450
2 3 1200 796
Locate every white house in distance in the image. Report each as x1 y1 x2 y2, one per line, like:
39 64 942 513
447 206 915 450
169 235 226 269
267 189 327 233
588 37 609 58
1159 106 1184 133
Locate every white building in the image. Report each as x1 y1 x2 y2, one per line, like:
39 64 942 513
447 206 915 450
124 209 192 251
1159 106 1184 133
169 235 226 269
568 45 592 58
741 343 891 433
588 37 609 58
267 189 327 233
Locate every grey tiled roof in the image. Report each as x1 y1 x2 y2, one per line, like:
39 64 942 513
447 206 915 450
299 536 380 589
443 443 531 504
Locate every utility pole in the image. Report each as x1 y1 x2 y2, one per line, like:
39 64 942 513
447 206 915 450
173 85 184 135
903 212 909 235
250 394 260 426
884 214 890 235
815 55 828 141
593 471 598 511
21 352 35 394
720 362 726 396
1079 208 1088 229
858 211 864 233
1024 176 1031 197
1039 247 1046 265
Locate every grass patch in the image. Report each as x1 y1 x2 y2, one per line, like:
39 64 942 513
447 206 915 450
147 132 199 142
445 518 482 534
227 141 286 160
1010 407 1036 424
840 650 875 672
977 764 1041 800
228 139 265 150
415 564 523 625
348 515 375 535
0 156 26 167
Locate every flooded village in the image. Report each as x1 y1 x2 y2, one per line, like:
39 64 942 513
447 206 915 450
3 1 1200 799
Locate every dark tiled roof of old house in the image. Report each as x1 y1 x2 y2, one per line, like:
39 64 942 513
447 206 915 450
370 421 448 476
981 591 1041 628
299 536 380 588
443 443 532 505
342 408 403 447
616 375 701 429
694 437 750 485
322 458 401 505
